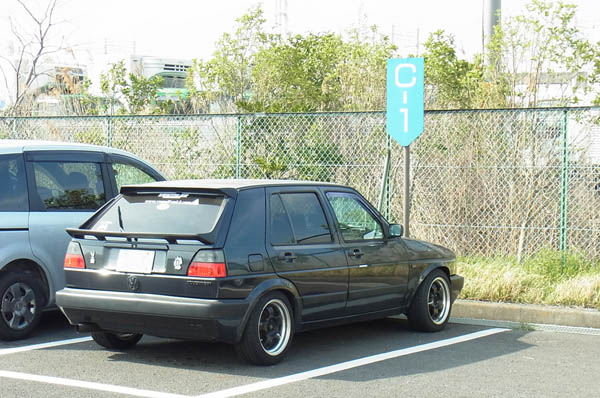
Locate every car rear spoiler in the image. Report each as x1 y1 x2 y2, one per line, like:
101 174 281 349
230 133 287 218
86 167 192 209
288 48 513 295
66 228 213 245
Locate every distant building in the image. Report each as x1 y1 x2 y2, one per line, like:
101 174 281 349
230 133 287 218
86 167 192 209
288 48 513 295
130 56 192 101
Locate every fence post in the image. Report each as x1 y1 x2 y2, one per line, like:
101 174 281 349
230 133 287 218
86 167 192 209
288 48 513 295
105 116 112 147
378 133 392 219
235 115 242 179
377 146 391 218
559 110 569 255
11 117 17 139
403 145 411 238
385 134 391 220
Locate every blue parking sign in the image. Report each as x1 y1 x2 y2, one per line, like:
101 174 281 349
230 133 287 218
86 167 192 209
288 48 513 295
386 58 424 146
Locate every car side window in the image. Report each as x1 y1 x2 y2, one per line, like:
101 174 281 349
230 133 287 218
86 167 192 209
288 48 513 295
112 162 159 191
32 161 106 210
270 192 332 245
326 192 384 241
269 194 295 245
0 154 28 212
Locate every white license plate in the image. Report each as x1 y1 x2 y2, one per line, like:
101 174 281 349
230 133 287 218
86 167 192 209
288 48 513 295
115 249 155 274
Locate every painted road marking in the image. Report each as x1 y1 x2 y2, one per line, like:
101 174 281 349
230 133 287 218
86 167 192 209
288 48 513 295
0 370 188 398
0 336 93 356
195 328 509 398
0 328 508 398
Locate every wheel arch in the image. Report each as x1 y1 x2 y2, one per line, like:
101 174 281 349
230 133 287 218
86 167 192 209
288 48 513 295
419 262 451 283
0 259 51 307
406 262 451 307
234 278 302 343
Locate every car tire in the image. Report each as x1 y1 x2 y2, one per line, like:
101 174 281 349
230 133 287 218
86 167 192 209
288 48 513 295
235 292 294 365
91 332 143 350
0 272 44 340
408 269 452 332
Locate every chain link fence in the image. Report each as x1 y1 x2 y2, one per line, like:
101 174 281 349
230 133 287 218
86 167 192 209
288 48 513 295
1 108 599 261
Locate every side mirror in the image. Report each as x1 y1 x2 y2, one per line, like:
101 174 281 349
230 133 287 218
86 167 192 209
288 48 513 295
389 224 403 238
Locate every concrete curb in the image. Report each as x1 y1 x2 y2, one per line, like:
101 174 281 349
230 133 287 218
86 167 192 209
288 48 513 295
451 299 600 330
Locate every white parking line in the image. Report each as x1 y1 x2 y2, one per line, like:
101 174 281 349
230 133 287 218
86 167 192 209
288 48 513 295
0 328 508 398
0 336 93 356
196 328 509 398
0 370 188 398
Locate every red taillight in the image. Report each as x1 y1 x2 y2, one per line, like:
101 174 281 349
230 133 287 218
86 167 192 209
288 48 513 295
64 242 86 269
187 262 226 278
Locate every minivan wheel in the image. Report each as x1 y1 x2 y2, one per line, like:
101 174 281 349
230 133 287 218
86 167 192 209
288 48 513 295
0 272 44 340
408 269 452 332
235 292 293 365
91 331 143 350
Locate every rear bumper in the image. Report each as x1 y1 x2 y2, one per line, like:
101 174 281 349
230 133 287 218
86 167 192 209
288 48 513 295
56 288 250 343
450 274 464 304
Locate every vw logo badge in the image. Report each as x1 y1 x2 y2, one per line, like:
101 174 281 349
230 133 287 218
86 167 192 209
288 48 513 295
127 275 140 291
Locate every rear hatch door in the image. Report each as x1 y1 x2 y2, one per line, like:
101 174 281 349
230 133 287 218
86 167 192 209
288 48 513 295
66 189 234 299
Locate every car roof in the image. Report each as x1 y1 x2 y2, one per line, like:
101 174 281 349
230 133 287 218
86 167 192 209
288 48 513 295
1 140 109 152
124 179 349 191
0 140 153 163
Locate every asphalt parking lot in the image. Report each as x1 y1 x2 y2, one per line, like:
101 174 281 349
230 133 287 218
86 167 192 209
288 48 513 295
1 311 599 398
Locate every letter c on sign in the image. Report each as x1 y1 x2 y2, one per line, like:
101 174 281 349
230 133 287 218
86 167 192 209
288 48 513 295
395 64 416 88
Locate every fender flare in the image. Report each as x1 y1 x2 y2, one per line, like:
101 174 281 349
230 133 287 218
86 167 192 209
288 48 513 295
233 278 302 343
406 262 451 307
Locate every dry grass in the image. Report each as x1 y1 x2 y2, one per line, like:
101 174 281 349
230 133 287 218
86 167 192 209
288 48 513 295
456 251 600 310
550 275 600 308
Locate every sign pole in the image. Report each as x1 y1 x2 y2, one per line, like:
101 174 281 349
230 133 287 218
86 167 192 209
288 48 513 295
403 145 410 238
386 57 423 237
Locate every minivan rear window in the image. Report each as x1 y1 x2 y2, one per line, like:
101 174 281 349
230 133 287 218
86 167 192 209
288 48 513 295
89 193 226 235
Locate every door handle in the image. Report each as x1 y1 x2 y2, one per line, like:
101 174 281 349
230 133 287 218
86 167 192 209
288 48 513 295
282 252 297 263
348 249 363 258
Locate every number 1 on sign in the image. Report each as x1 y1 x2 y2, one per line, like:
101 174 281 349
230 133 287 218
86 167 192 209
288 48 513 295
400 108 408 132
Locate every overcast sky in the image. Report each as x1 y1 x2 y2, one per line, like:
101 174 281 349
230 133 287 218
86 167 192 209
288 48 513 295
5 0 600 59
1 0 599 99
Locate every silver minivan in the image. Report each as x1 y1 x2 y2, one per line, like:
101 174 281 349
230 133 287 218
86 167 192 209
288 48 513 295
0 140 165 340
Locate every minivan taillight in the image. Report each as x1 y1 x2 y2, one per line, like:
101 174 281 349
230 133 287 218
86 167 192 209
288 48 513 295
64 241 86 269
187 250 226 278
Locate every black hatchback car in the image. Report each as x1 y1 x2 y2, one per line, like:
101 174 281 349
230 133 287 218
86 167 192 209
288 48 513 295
57 179 463 365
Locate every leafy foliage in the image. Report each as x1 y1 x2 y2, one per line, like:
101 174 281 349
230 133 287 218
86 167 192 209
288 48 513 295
419 0 600 110
186 6 276 113
99 60 169 115
421 31 507 109
186 6 396 113
486 0 599 107
248 33 345 112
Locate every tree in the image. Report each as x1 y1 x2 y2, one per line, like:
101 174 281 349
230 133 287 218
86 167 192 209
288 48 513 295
99 60 167 115
187 6 397 114
248 33 345 112
420 1 600 110
249 27 396 112
421 30 507 109
337 26 397 111
0 0 68 115
487 0 599 108
186 6 277 113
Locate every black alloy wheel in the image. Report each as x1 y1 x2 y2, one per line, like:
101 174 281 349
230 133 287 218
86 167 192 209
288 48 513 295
236 292 293 365
408 269 451 332
0 272 44 340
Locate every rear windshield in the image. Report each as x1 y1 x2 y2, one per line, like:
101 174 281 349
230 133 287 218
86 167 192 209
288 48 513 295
89 193 226 235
